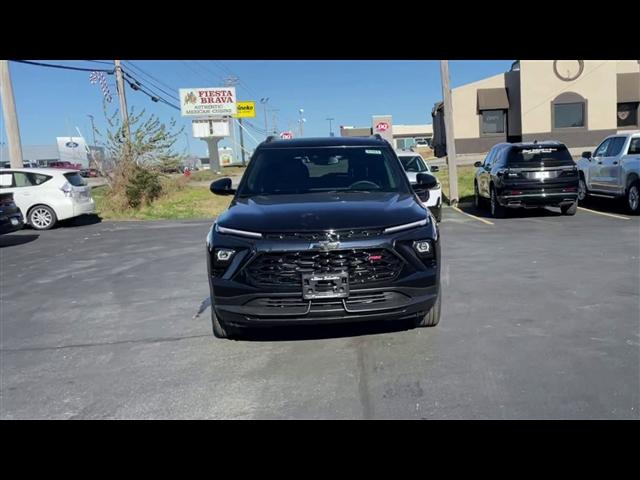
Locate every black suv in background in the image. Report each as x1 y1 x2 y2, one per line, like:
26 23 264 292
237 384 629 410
473 141 579 217
206 136 441 339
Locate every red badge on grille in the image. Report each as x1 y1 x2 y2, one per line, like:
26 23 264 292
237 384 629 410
368 255 382 261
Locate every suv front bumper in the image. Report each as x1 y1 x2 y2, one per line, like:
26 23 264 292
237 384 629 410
207 222 440 328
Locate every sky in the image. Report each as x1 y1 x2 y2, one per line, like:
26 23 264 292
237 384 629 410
2 60 514 158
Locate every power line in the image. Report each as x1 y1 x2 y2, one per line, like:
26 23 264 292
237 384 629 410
122 67 179 102
121 70 181 111
123 61 180 101
11 60 113 73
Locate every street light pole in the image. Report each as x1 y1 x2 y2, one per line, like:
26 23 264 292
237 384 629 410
326 117 334 136
299 109 304 137
87 114 97 146
260 97 269 138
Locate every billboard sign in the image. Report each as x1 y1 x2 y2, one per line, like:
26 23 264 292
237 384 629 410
179 87 237 117
56 136 89 168
233 101 256 118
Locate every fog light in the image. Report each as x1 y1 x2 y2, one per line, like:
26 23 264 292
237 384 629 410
413 240 432 255
215 248 235 263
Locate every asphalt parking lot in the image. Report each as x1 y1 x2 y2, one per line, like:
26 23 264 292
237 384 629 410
1 202 638 419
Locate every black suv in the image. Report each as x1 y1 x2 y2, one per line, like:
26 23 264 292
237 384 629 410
206 136 441 338
473 141 579 217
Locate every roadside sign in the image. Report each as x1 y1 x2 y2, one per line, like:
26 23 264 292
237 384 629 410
375 121 389 132
179 87 237 117
280 131 293 139
233 101 256 118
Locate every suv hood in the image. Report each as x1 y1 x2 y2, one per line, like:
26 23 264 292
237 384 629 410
216 192 428 232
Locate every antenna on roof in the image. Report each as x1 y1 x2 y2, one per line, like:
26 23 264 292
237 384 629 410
533 139 538 144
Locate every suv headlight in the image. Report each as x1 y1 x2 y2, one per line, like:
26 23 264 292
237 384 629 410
214 248 235 265
413 240 434 258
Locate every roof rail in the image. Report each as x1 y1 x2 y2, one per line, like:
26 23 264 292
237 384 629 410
371 133 385 141
265 135 276 143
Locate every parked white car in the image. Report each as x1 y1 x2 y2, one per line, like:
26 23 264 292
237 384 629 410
0 168 95 230
396 150 442 222
576 131 640 214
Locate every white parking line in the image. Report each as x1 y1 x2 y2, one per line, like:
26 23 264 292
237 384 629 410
450 206 494 225
577 207 630 220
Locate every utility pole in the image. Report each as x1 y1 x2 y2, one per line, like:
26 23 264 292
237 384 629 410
326 117 334 137
0 60 24 168
440 60 459 205
238 118 246 166
114 60 130 142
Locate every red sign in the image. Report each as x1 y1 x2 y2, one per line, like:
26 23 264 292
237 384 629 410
280 131 293 139
375 122 389 132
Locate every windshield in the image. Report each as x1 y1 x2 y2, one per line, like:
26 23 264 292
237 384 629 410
507 146 575 167
399 155 429 173
237 146 411 196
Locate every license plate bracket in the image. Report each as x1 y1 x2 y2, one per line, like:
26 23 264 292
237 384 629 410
302 272 349 300
534 171 551 179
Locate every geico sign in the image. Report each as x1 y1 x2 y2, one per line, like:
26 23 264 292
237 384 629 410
375 122 390 132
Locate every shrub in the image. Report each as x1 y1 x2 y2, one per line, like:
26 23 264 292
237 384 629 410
125 166 163 208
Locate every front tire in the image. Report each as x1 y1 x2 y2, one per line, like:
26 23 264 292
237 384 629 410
416 290 441 328
28 205 57 230
211 306 239 339
561 202 578 215
577 175 588 204
627 181 640 215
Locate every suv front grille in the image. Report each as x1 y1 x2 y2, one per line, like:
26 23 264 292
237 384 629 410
244 249 404 287
263 229 383 241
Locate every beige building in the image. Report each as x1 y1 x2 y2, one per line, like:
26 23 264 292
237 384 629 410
432 60 640 157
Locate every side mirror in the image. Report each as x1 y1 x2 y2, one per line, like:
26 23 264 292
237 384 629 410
582 151 592 160
474 161 482 168
210 177 236 195
416 173 438 189
430 165 439 173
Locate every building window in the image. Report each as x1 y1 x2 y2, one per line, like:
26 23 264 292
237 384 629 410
617 102 639 128
554 103 585 128
552 92 587 129
481 110 505 135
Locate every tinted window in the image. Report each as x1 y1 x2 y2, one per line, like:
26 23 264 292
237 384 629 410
483 150 495 167
481 110 505 134
507 146 574 167
399 156 428 173
606 137 627 157
628 138 640 155
594 139 611 157
239 147 410 196
554 103 585 128
63 172 86 187
617 102 639 127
